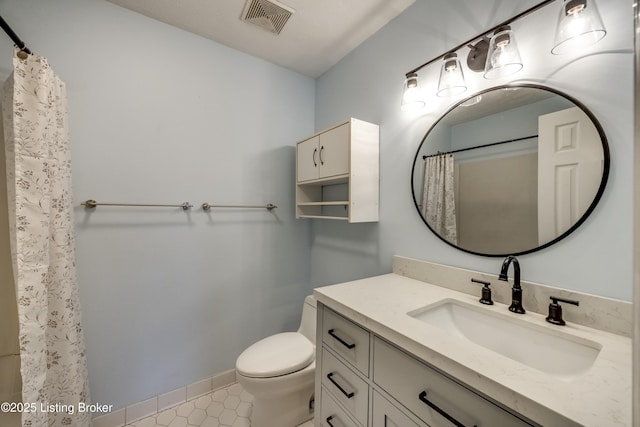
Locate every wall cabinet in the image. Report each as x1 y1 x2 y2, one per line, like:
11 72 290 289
296 118 379 222
315 303 538 427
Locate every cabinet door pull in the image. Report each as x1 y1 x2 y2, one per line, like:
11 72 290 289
313 148 318 167
320 145 325 165
328 328 356 349
327 372 355 399
419 390 473 427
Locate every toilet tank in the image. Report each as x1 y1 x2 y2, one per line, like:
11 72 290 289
297 295 317 345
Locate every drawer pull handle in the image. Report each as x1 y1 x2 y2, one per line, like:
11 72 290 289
313 148 318 167
419 390 472 427
328 329 356 349
327 372 355 399
326 415 341 427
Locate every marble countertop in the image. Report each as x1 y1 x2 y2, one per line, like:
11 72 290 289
314 273 632 427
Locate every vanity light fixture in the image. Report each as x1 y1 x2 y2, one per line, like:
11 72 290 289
551 0 607 54
401 72 426 111
483 26 523 79
400 0 608 111
436 52 467 97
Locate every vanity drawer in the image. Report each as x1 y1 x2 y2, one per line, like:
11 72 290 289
373 337 533 427
321 348 369 426
322 308 369 376
322 308 370 375
320 388 360 427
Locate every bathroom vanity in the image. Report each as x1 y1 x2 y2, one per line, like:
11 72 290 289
313 256 632 427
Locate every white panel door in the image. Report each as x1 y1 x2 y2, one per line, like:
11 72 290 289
538 107 603 243
319 123 350 179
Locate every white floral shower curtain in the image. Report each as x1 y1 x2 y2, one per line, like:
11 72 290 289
421 153 457 244
2 54 90 427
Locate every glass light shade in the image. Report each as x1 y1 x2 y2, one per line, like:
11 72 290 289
483 26 523 80
551 0 606 55
401 72 426 111
436 53 467 97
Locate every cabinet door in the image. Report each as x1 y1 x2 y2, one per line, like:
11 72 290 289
373 391 422 427
297 136 320 182
319 123 350 178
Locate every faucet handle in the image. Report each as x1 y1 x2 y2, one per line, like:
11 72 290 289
546 296 579 326
471 278 493 305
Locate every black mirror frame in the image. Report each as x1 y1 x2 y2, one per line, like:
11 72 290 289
410 83 610 257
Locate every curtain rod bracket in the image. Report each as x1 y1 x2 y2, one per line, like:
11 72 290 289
0 15 32 57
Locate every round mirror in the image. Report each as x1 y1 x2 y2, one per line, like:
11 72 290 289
411 84 609 256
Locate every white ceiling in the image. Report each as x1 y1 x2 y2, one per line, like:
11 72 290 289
105 0 415 78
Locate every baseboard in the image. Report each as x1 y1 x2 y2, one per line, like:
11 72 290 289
92 369 237 427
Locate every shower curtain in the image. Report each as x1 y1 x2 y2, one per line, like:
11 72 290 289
421 154 457 244
2 54 90 427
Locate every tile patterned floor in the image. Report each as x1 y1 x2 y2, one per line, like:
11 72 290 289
125 382 314 427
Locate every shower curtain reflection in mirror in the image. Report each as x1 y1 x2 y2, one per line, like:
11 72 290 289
2 54 90 427
421 153 457 244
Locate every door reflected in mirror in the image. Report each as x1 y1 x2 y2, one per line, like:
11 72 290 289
411 85 609 256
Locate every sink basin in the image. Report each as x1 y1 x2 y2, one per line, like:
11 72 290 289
408 299 601 379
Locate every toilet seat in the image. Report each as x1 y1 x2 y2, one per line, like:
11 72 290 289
236 332 314 378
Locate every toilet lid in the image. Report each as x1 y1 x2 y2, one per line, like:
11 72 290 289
236 332 314 378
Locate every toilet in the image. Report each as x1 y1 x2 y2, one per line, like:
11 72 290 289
235 295 317 427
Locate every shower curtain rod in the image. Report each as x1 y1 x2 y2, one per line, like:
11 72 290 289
422 134 538 159
0 15 31 56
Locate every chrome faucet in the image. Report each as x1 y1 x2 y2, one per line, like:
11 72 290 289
499 256 525 314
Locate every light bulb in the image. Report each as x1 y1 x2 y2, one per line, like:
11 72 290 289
552 0 606 54
437 53 467 97
484 26 523 80
401 72 426 111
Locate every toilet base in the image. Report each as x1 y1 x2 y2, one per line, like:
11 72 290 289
237 363 315 427
251 388 313 427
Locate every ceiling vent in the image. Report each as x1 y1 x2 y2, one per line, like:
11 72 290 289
241 0 295 35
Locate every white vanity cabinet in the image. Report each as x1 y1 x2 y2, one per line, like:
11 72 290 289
296 118 379 222
315 303 537 427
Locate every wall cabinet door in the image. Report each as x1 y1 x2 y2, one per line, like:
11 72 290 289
297 135 320 182
318 123 350 179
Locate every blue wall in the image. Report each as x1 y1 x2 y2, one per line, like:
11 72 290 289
0 0 633 414
0 0 315 410
313 0 634 301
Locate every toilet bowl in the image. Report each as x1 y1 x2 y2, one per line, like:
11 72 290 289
235 295 317 427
